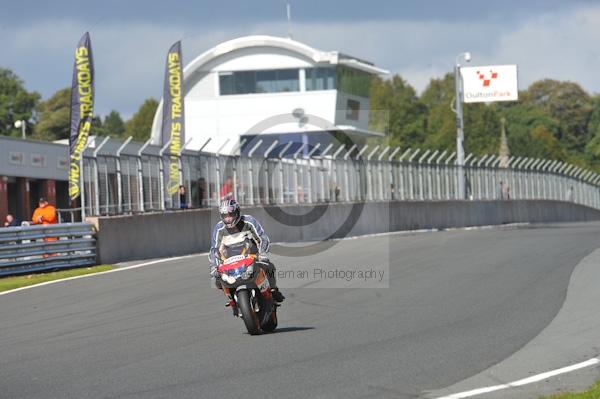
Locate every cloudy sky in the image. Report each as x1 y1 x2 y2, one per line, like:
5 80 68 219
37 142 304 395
1 0 598 118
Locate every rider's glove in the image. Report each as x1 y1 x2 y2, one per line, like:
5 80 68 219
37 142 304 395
210 265 219 278
258 254 269 263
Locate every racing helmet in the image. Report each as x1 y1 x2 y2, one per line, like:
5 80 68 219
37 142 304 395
219 199 241 228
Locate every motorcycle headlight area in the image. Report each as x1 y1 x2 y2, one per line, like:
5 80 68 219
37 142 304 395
221 264 254 284
240 264 254 280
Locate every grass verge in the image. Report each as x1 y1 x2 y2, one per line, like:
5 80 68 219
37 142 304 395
542 380 600 398
0 265 113 293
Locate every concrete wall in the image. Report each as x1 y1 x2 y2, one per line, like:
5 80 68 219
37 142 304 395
90 200 600 264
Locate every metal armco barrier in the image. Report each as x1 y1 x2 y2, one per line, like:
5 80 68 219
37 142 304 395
0 223 96 277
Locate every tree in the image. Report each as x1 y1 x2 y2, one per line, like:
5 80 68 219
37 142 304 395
420 73 500 155
104 110 125 137
500 102 561 159
522 79 593 152
370 75 426 148
0 68 40 137
33 87 70 141
529 125 565 159
584 95 600 165
125 98 158 141
419 74 456 151
34 87 107 141
91 116 107 138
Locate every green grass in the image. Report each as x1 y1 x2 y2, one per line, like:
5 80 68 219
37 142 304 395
0 265 113 292
541 380 600 398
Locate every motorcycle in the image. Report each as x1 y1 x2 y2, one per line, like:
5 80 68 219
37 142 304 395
217 254 278 335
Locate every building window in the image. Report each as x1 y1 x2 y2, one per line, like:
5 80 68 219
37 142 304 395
346 99 360 121
337 66 371 98
306 67 336 91
219 69 300 95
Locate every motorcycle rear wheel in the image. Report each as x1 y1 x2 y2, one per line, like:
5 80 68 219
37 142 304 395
237 291 261 335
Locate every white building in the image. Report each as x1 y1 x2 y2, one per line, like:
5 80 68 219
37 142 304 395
151 35 388 155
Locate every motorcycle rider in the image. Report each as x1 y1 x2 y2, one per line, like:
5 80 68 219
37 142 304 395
209 199 285 303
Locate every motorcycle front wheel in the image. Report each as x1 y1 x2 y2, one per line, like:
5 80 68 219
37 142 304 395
236 290 261 335
261 308 278 333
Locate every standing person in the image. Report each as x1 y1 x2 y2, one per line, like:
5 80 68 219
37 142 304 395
566 186 574 202
32 197 57 226
31 197 58 257
499 181 510 200
220 176 234 200
179 185 189 209
3 214 19 227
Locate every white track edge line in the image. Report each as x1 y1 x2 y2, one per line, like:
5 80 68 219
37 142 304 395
435 357 600 399
0 253 207 297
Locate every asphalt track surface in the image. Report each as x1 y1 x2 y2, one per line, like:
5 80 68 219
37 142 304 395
2 222 600 399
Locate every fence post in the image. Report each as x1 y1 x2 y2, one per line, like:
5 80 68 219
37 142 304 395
158 139 172 211
79 138 93 220
356 145 369 201
331 144 345 202
115 137 133 214
463 153 474 199
277 142 294 204
246 139 263 206
476 155 488 200
529 159 542 198
305 143 321 204
366 146 379 201
397 148 412 200
263 141 278 204
550 162 561 200
434 150 447 200
320 143 334 202
484 155 496 199
417 150 431 200
136 138 152 213
523 158 536 199
388 147 402 200
426 150 438 200
377 146 391 200
292 143 307 204
407 149 421 200
516 157 528 199
228 139 247 205
544 160 557 199
444 152 456 200
92 136 111 215
343 145 358 201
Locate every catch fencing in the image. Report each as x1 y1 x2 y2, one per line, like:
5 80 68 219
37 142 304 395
0 223 96 276
74 136 600 218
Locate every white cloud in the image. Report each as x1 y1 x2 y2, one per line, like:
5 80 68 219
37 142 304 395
492 6 600 92
1 3 598 120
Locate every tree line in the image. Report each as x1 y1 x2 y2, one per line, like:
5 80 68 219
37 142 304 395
369 74 600 171
2 66 600 171
0 68 158 142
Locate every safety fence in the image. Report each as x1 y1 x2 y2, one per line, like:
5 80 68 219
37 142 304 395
75 136 600 218
0 223 96 277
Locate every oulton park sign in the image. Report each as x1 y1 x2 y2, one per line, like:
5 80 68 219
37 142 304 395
460 64 518 103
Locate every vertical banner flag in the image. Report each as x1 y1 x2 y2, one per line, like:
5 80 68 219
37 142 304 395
69 32 94 200
161 41 185 199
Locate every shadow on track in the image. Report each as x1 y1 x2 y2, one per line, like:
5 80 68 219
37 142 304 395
272 326 315 334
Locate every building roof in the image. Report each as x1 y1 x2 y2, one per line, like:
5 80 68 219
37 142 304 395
183 35 389 76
